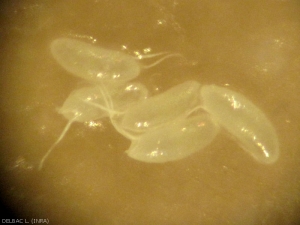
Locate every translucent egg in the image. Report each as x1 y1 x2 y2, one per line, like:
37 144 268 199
50 38 182 84
59 82 148 122
120 80 201 132
38 82 148 170
200 85 279 164
126 113 219 163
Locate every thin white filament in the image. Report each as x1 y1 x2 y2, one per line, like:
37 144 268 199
38 116 78 170
95 83 140 141
143 53 184 69
136 51 169 59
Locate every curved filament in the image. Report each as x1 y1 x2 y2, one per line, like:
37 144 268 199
89 83 140 141
142 53 184 69
38 115 78 170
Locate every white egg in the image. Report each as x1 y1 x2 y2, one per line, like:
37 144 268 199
59 82 148 122
126 113 219 163
50 38 182 84
58 86 111 123
50 38 141 83
120 80 201 132
200 85 279 164
38 82 148 170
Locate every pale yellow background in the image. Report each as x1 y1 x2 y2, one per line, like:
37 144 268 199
0 0 300 224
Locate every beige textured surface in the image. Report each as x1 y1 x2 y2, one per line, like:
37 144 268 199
0 1 300 224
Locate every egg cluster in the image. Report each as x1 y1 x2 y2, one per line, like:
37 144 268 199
38 38 279 170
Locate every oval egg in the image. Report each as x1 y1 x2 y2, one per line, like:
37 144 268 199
120 80 201 132
126 113 219 163
50 38 141 83
200 85 279 164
